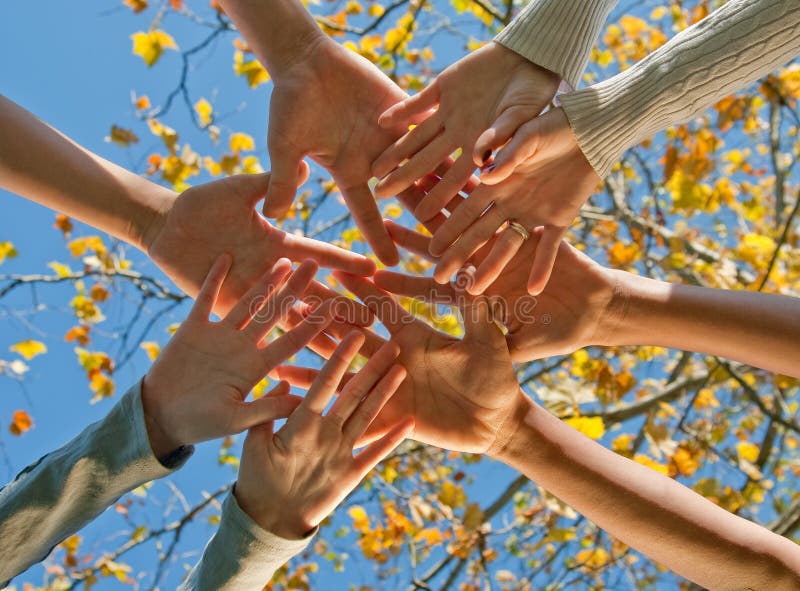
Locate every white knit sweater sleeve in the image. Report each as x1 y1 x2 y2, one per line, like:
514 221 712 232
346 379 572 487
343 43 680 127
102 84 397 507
560 0 800 177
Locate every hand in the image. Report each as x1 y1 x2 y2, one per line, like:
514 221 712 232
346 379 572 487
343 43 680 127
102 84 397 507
428 107 601 294
141 256 337 458
263 38 415 265
235 332 413 539
145 172 376 316
376 184 622 362
277 273 525 455
371 42 559 221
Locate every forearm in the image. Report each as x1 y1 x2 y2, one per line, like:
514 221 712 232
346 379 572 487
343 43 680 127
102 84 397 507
0 380 192 585
560 0 800 176
217 0 326 82
604 271 800 377
180 491 314 591
495 0 619 90
0 96 175 251
495 396 800 590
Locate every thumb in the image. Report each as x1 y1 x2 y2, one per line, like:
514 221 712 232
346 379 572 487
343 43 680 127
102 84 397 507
234 381 302 432
263 144 306 218
461 296 506 349
225 172 272 207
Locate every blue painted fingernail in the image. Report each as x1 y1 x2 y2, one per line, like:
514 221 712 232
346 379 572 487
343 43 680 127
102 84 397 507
481 163 496 173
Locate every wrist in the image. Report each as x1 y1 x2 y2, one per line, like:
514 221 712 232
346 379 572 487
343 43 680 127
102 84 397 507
137 185 176 255
220 0 328 83
234 488 315 540
141 373 184 460
487 389 535 460
600 270 671 347
488 41 560 97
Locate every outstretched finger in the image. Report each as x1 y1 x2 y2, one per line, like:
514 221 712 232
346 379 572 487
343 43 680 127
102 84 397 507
328 341 400 424
231 381 302 433
433 207 506 284
414 153 476 222
264 135 306 217
526 226 565 296
333 272 417 336
384 219 435 261
343 363 406 443
279 231 376 277
303 331 366 414
480 117 544 185
224 258 292 330
244 259 319 343
378 81 440 129
473 105 538 167
470 225 527 294
375 132 456 200
373 114 443 182
352 419 414 480
340 182 399 266
188 253 233 322
374 270 457 304
260 299 335 370
429 189 493 256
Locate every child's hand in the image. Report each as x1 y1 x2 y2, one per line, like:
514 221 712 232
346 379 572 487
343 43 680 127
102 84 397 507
142 255 336 458
235 332 412 539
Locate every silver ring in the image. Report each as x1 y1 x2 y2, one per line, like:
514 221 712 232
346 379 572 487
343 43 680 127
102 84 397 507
506 220 530 241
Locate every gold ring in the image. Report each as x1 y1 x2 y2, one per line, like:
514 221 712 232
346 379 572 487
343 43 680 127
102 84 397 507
506 220 530 241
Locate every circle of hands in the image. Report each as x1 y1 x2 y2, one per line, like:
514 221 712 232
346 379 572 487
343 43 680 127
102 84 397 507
142 37 613 539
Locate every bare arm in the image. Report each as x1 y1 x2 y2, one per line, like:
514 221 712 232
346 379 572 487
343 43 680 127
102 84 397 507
0 95 174 251
494 395 800 590
604 271 800 377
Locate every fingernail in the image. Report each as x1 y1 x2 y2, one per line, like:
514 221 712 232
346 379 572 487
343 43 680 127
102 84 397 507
482 149 492 163
480 163 496 173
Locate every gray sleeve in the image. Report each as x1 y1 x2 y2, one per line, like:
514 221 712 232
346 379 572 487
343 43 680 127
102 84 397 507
0 379 193 585
180 491 316 590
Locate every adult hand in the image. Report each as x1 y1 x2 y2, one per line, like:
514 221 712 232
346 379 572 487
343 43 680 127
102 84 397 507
428 107 601 294
235 332 413 539
372 42 559 222
264 39 415 265
376 184 622 362
141 256 337 458
144 172 375 320
277 273 525 455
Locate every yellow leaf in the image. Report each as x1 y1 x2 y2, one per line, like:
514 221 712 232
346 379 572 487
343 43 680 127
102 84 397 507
737 441 760 463
693 388 720 410
135 94 151 110
89 371 115 402
229 132 255 153
194 98 213 127
438 481 466 509
575 547 609 569
368 3 385 17
348 505 371 533
48 261 72 278
140 341 161 361
124 0 148 13
131 30 178 67
0 241 18 264
9 340 47 360
233 50 270 88
346 0 362 14
737 233 776 268
564 416 606 440
633 453 669 475
65 325 91 346
382 203 403 218
106 125 139 147
90 284 110 302
9 410 33 436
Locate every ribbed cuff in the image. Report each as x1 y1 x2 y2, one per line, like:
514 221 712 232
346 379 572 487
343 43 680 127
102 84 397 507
495 0 618 90
179 492 317 590
560 0 800 178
